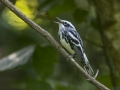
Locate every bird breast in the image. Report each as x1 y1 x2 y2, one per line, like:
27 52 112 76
60 34 75 55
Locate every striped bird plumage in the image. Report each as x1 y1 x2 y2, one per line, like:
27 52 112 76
55 18 94 76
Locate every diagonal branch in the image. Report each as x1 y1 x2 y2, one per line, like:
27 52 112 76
0 0 110 90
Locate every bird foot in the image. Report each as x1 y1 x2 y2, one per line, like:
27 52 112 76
67 55 74 61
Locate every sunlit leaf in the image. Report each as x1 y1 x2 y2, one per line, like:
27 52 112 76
2 0 38 30
0 45 35 71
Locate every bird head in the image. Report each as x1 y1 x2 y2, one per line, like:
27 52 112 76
54 17 75 30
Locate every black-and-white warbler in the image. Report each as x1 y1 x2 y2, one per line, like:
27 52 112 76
55 17 94 75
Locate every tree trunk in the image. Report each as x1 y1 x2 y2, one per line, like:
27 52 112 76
93 0 120 77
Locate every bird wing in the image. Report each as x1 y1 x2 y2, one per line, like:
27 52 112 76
69 30 84 48
73 45 84 63
67 30 94 75
67 30 84 62
67 29 84 51
67 31 94 75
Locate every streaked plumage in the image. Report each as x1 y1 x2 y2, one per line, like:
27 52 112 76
55 17 94 75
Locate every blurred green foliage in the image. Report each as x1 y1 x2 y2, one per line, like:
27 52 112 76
0 0 120 90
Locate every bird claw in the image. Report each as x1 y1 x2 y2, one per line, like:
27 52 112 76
67 55 73 61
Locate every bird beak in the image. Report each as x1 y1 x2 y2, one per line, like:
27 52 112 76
54 17 62 24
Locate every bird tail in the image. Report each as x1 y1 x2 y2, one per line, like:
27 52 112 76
73 46 94 75
83 53 94 76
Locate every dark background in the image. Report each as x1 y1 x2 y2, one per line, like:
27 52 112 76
0 0 120 90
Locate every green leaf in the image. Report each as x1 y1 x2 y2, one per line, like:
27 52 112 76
73 9 88 23
33 45 57 79
0 45 35 71
49 79 95 90
37 0 59 13
97 74 120 89
97 74 112 88
90 18 98 29
48 0 76 16
25 80 52 90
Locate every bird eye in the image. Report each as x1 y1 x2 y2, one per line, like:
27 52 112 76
63 22 67 25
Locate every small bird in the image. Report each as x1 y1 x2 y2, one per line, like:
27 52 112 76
55 17 94 75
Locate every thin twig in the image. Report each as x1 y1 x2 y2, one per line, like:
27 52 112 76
94 69 99 79
0 0 110 90
86 69 99 81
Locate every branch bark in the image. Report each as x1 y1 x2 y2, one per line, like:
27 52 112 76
0 0 110 90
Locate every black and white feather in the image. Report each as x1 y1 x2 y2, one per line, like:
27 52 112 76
55 17 94 75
